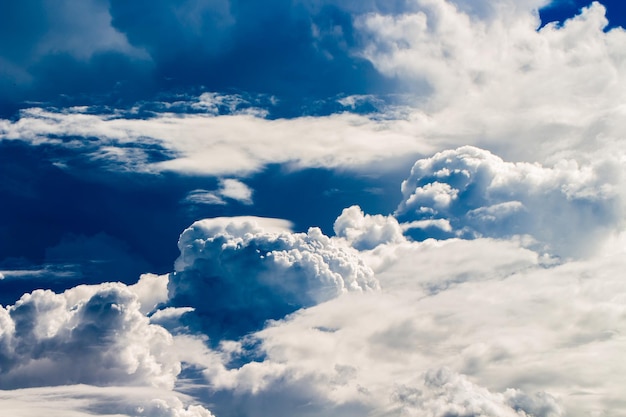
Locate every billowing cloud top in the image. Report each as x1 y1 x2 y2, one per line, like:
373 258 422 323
396 146 623 257
169 216 379 339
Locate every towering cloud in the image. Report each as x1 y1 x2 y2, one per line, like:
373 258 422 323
168 216 379 340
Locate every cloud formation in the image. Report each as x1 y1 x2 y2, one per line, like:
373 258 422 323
0 276 176 390
198 233 626 417
334 205 405 250
2 1 626 417
396 146 623 257
168 216 378 340
184 179 254 206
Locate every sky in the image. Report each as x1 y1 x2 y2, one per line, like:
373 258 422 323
1 0 626 416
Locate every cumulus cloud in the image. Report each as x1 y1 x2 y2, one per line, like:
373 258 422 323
333 205 405 250
390 368 563 417
168 216 378 340
396 146 623 257
0 280 179 390
195 235 626 417
2 1 626 417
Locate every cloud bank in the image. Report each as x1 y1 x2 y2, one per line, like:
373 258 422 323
2 1 626 417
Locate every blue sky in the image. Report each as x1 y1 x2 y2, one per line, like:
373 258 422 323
1 1 626 416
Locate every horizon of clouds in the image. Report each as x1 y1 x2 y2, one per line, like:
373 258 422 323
1 209 625 416
1 1 626 417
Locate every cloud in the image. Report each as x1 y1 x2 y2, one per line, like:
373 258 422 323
333 205 405 250
396 146 623 257
218 179 253 205
0 104 427 176
0 385 214 417
184 179 254 206
390 367 563 417
0 279 179 390
355 0 626 164
2 1 626 416
195 233 626 417
168 216 378 340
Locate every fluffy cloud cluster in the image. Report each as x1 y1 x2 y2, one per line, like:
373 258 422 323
168 216 379 340
396 146 623 257
391 368 563 417
0 385 215 417
2 1 626 416
334 205 406 250
195 233 626 417
0 276 177 390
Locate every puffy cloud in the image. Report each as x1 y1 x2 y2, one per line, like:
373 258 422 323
195 236 626 417
333 205 405 250
168 216 378 340
0 385 214 417
396 146 623 257
0 280 179 390
355 1 626 164
390 368 563 417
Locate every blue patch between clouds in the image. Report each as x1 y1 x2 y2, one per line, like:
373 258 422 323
539 0 626 30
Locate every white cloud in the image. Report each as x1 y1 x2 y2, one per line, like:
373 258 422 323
2 1 626 179
196 235 626 417
0 106 427 176
183 190 228 206
333 205 406 250
183 179 253 206
0 282 179 390
390 367 563 417
3 1 626 416
396 146 624 257
217 179 253 205
0 385 214 417
169 216 379 339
